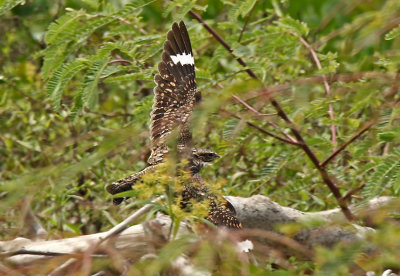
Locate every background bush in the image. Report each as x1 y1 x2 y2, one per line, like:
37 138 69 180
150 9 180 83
1 0 400 274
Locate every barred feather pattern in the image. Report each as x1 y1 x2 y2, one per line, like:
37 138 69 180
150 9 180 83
106 21 242 229
106 165 157 205
148 21 200 165
181 184 242 229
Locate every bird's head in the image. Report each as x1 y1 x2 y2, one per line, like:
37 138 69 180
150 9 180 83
192 148 220 163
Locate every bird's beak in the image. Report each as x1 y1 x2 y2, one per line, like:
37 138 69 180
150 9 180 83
215 153 221 158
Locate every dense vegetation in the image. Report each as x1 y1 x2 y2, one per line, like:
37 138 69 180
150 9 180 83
1 0 400 274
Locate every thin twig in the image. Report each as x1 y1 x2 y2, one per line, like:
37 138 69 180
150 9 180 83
342 183 366 202
238 1 257 42
296 34 337 150
84 108 134 118
190 10 356 221
320 122 374 167
100 195 165 242
232 95 297 143
232 95 276 117
0 249 106 258
25 209 48 239
238 228 314 259
220 109 300 146
107 59 132 66
188 10 258 79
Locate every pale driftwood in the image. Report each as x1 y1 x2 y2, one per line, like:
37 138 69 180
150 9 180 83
225 195 397 247
0 196 397 268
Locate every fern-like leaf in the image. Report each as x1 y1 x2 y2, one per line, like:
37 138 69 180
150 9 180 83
81 59 108 110
0 0 24 16
47 59 88 111
363 149 400 199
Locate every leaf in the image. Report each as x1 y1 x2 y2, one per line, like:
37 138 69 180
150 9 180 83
45 10 85 45
0 0 24 16
81 59 108 109
385 24 400 40
239 0 257 17
362 149 400 199
42 0 155 79
103 70 153 83
275 16 309 36
47 59 88 111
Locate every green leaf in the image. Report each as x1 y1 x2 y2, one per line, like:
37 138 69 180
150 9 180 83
45 10 85 45
239 0 257 17
81 59 108 109
0 0 24 16
47 59 88 111
275 16 309 36
363 149 400 199
378 131 396 142
385 24 400 40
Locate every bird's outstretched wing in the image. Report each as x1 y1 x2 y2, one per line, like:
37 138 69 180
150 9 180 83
148 21 201 165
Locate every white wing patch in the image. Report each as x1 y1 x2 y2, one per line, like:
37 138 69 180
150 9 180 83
170 52 194 65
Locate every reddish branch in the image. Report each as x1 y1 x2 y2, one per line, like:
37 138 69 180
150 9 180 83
188 10 258 79
320 122 375 167
232 95 298 144
296 35 337 150
220 108 300 146
238 1 258 42
189 10 356 221
108 59 132 66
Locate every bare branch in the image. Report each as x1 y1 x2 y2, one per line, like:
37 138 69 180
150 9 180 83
25 209 48 239
238 1 257 42
190 10 356 221
342 184 366 202
220 108 301 146
107 59 132 66
296 34 337 150
320 122 375 167
232 95 297 143
100 195 165 242
188 10 258 79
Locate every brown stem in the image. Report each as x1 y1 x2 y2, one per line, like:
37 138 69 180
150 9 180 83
220 109 300 146
232 95 297 143
238 1 257 42
342 183 366 202
189 10 258 79
190 10 356 221
320 122 375 167
107 59 132 66
296 35 337 150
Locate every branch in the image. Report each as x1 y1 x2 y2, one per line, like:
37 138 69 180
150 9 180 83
238 1 257 42
320 122 375 167
100 195 165 242
188 10 258 79
296 34 337 150
190 10 355 221
107 59 132 66
2 196 395 268
220 108 300 146
232 95 297 143
25 209 48 239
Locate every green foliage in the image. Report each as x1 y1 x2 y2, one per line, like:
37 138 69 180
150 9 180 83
0 0 24 16
1 0 400 274
363 148 400 199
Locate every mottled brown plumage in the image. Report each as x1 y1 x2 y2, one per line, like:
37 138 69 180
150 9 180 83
181 184 242 229
148 21 200 165
106 21 241 229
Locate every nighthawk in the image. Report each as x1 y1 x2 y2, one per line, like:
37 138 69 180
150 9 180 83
106 21 241 229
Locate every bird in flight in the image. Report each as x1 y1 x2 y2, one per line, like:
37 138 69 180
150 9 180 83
106 21 241 229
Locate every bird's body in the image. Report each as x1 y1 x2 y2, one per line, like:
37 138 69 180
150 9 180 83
106 21 242 229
